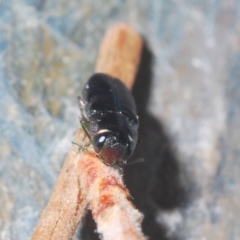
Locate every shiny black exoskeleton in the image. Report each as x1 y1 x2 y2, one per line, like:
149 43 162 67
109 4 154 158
78 73 139 166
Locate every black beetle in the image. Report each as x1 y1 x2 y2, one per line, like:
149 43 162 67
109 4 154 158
78 73 139 166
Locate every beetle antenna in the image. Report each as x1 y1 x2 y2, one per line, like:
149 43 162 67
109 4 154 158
126 158 144 165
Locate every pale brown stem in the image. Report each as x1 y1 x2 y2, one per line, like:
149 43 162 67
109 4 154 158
78 152 145 240
95 23 142 89
31 130 88 240
31 23 144 240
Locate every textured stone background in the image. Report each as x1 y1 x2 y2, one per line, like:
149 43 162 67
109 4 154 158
1 0 240 239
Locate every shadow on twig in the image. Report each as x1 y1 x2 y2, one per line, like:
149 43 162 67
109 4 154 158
124 40 189 240
80 40 190 240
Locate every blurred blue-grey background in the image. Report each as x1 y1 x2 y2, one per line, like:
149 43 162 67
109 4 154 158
1 0 240 239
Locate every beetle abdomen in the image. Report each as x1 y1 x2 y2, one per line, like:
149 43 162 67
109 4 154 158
83 74 138 126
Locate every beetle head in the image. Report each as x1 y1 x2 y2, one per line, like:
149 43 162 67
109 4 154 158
92 130 133 166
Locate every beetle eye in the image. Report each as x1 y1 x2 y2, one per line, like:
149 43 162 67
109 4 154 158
93 134 107 152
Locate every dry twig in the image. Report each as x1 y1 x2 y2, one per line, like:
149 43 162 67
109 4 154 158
31 23 144 240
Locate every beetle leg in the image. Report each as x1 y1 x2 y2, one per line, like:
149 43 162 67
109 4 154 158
72 141 90 151
73 119 91 152
78 96 85 110
72 141 100 160
80 118 91 142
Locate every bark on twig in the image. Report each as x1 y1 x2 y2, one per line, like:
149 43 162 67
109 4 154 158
78 152 144 240
95 23 142 89
31 22 144 240
31 130 88 240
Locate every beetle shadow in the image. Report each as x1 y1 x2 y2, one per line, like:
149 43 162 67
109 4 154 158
79 40 190 240
124 40 191 240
